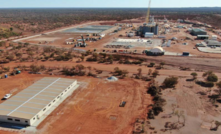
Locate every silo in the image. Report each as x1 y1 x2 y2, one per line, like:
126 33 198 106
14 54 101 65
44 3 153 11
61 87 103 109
154 24 159 35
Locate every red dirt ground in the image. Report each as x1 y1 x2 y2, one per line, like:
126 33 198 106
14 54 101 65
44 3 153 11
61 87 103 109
37 77 152 134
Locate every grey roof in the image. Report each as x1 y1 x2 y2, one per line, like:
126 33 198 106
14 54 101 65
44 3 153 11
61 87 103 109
0 77 76 120
192 29 206 32
197 35 209 37
205 40 221 46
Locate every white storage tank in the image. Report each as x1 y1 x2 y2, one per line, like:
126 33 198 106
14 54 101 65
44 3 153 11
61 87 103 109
145 32 154 38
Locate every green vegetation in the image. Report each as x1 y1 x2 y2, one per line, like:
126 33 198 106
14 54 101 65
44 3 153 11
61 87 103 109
162 76 178 88
191 72 198 80
147 81 166 119
0 28 21 39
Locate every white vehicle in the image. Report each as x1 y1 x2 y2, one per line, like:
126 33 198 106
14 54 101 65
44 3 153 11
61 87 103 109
2 94 12 100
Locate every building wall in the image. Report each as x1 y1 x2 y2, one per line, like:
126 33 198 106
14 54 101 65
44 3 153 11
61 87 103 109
140 25 159 36
0 80 77 126
29 80 77 126
0 115 30 125
191 30 207 36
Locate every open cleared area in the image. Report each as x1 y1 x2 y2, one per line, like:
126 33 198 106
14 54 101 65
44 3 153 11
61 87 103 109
105 38 161 49
62 25 114 34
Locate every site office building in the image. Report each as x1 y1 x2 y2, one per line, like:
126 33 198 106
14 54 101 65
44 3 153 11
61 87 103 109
0 77 77 126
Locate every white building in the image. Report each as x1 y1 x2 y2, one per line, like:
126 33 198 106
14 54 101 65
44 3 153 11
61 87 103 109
99 33 106 37
66 41 74 45
211 35 218 40
150 46 165 54
144 32 154 38
0 77 78 126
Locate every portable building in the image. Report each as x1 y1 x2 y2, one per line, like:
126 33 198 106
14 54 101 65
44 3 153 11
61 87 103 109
197 35 209 40
211 35 218 40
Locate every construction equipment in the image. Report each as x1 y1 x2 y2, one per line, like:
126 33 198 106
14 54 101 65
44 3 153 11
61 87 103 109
146 0 152 24
119 100 126 107
80 35 87 47
130 20 136 30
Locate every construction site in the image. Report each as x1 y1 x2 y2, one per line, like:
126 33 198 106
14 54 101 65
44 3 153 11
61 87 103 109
1 0 221 134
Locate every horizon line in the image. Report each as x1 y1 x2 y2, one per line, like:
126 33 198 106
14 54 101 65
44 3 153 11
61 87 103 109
0 6 220 9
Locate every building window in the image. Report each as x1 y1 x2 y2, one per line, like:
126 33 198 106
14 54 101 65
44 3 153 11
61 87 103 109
43 108 46 111
57 96 60 99
25 121 28 123
7 118 13 121
15 119 20 122
48 104 51 106
33 118 35 120
53 100 55 102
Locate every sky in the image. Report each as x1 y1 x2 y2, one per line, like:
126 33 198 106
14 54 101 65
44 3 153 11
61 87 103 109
0 0 221 8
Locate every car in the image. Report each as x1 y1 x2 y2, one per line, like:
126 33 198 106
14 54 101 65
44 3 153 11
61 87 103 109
2 94 12 100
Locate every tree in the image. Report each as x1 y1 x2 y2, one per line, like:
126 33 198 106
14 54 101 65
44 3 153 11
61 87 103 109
207 74 218 82
160 62 165 68
191 72 198 80
203 71 213 78
202 71 218 82
216 81 221 95
163 76 178 88
148 69 152 75
171 103 177 114
215 121 221 131
174 110 184 123
80 56 85 62
137 68 142 77
152 70 159 78
149 62 155 67
121 70 129 78
10 27 13 32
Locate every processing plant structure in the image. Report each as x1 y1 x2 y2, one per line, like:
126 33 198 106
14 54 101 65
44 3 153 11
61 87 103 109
137 0 159 37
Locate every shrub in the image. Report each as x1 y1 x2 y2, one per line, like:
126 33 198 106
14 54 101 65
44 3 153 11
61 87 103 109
191 72 198 79
196 81 214 88
207 74 218 82
152 70 159 78
163 76 178 88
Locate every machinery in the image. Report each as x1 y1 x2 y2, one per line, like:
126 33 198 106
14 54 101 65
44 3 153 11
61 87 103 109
80 35 87 47
146 0 152 24
119 100 126 107
130 20 136 31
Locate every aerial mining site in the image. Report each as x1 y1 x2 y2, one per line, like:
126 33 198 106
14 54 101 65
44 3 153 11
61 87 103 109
0 0 221 134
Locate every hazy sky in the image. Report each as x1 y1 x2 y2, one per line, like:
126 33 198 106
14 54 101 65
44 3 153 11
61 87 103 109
0 0 221 8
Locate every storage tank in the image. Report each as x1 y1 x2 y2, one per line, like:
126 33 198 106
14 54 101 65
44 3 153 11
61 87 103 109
145 32 154 38
154 24 159 35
